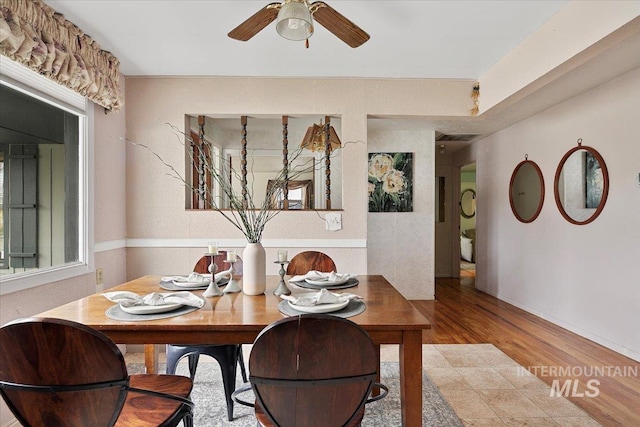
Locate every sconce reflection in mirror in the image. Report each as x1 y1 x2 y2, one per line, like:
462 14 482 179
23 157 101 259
554 138 609 225
460 188 476 219
509 156 544 223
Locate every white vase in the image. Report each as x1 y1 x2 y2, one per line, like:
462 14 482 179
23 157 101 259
242 242 266 295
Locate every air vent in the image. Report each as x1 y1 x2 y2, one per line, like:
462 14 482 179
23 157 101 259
435 132 479 142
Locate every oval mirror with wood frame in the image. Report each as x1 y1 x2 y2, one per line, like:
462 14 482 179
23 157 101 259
554 139 609 225
460 188 476 219
509 158 545 223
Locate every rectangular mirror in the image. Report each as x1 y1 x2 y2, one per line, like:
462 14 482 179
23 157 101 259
185 115 342 210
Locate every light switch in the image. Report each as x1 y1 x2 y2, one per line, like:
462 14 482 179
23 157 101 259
326 213 342 231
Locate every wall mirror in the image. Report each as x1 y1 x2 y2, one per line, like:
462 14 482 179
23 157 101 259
460 188 476 219
509 157 545 223
554 139 609 225
185 115 342 210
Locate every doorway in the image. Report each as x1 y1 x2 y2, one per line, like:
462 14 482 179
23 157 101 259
459 163 476 278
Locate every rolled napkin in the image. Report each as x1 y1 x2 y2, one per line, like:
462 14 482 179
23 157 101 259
289 270 357 283
280 289 361 307
102 291 205 308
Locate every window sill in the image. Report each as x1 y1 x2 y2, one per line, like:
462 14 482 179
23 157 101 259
0 262 91 296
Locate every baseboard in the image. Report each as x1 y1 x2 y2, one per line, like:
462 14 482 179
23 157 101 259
483 288 640 363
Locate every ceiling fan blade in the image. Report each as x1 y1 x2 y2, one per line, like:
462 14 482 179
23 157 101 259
228 2 281 41
310 1 370 48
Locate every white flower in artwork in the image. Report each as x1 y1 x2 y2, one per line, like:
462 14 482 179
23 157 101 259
368 182 376 196
382 169 407 194
368 154 394 181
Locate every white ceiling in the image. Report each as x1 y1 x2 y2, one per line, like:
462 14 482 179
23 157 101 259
46 0 568 79
43 1 639 148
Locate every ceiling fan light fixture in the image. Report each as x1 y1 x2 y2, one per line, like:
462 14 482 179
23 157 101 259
276 0 314 41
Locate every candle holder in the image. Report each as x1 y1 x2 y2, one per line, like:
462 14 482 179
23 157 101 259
203 253 223 297
223 258 241 293
273 260 291 296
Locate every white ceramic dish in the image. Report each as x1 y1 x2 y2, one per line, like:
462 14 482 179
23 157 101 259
304 277 350 286
120 302 183 315
287 299 349 314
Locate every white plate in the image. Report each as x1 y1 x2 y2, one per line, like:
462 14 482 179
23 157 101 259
120 302 183 315
287 299 349 314
304 277 350 286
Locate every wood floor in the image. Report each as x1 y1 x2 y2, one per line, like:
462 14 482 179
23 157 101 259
411 276 640 427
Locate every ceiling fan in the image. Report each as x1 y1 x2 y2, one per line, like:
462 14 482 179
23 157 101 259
228 0 370 48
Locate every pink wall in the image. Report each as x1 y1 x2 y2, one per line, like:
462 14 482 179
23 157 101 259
468 67 640 361
122 77 472 298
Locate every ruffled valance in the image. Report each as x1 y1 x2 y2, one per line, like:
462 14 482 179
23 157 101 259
0 0 123 111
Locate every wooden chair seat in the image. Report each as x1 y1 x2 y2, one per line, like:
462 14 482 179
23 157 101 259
0 318 193 427
115 375 192 427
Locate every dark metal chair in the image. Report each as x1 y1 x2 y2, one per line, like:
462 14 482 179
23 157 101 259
286 250 337 275
0 317 193 427
165 251 247 421
233 314 388 426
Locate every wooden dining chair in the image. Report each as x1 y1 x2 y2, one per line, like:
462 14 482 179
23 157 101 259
286 250 336 275
0 317 193 427
233 314 387 426
165 250 247 421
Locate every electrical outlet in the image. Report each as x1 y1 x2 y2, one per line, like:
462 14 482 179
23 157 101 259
96 267 104 285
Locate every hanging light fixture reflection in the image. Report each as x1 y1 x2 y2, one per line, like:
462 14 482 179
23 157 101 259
300 121 342 152
276 0 314 41
438 144 446 154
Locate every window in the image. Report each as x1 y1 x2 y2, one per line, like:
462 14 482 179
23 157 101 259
0 58 90 294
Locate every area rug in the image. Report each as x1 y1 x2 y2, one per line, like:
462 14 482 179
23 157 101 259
127 361 463 427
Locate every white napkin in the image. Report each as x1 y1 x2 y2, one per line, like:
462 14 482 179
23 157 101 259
160 275 184 282
289 270 357 283
102 291 204 308
162 269 232 284
214 268 232 281
280 289 361 307
161 273 208 284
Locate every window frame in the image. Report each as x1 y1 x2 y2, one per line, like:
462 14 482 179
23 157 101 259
0 58 93 295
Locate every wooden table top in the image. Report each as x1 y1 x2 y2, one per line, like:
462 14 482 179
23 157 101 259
37 275 430 344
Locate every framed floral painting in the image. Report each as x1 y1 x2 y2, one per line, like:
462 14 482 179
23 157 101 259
368 152 413 212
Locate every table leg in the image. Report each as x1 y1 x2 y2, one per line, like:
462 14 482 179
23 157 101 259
373 344 381 397
144 344 159 374
400 330 422 427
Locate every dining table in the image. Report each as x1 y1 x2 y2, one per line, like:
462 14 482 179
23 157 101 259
36 274 431 426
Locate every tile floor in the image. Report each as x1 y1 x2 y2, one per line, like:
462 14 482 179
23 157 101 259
127 344 601 426
380 344 602 426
